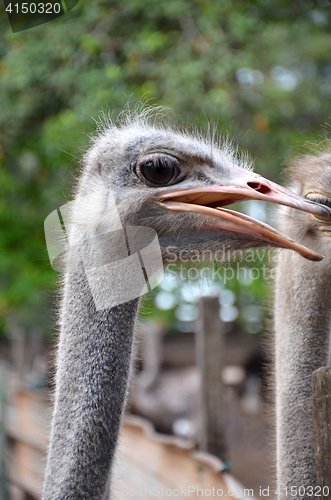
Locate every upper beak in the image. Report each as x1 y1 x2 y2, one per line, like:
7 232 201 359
157 172 331 261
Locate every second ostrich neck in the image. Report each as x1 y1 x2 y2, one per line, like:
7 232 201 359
43 267 139 499
275 250 331 496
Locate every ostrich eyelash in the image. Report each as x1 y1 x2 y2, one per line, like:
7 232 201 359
317 198 331 209
305 194 331 210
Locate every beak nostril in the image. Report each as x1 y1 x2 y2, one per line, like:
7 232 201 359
247 181 272 195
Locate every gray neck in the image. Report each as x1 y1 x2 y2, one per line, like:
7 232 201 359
42 267 139 499
275 250 331 498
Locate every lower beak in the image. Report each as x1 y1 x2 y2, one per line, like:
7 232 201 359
157 175 331 261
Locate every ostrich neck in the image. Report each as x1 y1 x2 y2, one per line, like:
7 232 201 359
42 267 139 499
275 250 331 498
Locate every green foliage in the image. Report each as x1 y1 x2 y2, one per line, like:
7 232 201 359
1 0 331 335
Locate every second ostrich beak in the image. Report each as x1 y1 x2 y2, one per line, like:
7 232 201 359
158 172 331 262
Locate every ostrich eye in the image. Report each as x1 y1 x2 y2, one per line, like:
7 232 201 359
305 192 331 221
136 154 181 186
305 193 331 210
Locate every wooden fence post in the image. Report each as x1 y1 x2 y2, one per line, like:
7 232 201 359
312 366 331 499
196 295 228 462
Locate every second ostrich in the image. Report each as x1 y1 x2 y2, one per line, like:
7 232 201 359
42 111 330 499
275 152 331 498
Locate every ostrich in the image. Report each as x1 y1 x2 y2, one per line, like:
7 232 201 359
42 111 330 500
275 151 331 498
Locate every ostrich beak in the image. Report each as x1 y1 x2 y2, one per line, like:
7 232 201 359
158 172 331 261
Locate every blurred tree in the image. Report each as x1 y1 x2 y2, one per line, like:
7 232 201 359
1 0 331 336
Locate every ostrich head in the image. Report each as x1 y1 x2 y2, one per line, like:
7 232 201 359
72 112 330 267
277 150 331 260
